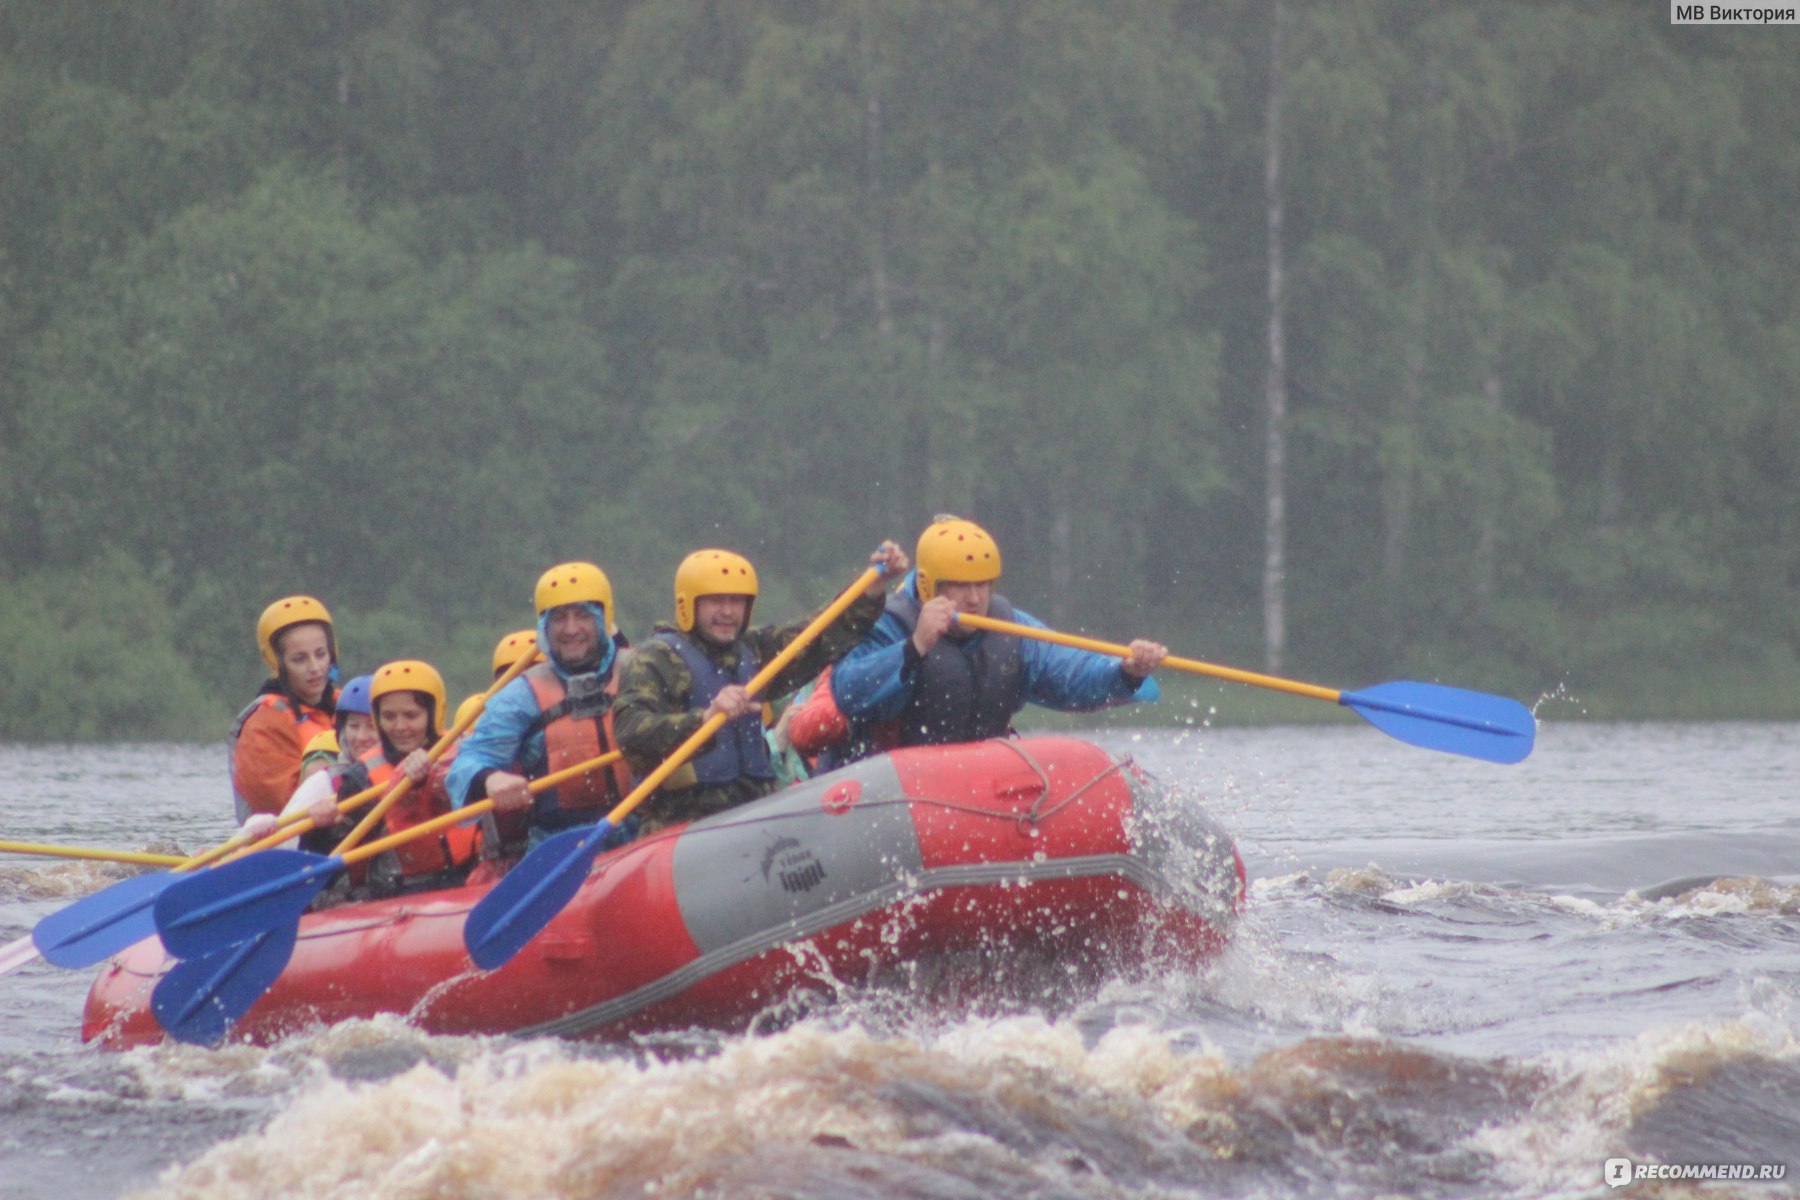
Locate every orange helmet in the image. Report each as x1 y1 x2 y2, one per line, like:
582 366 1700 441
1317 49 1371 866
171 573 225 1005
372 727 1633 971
674 550 758 632
369 660 448 738
255 595 334 672
914 518 1001 602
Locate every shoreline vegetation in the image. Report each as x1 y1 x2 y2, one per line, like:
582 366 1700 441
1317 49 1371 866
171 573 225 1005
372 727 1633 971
5 666 1796 747
2 6 1795 744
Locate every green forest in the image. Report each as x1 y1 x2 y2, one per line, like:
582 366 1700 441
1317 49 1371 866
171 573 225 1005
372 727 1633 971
2 1 1796 740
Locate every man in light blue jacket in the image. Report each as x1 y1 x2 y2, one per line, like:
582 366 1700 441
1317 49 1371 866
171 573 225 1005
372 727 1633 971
447 562 636 851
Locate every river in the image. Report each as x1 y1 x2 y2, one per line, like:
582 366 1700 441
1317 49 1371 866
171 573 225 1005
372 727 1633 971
1 721 1796 1198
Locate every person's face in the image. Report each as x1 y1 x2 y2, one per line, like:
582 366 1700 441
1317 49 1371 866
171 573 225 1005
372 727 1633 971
547 605 601 667
935 580 992 636
278 624 333 704
695 594 750 647
377 693 431 754
340 711 379 760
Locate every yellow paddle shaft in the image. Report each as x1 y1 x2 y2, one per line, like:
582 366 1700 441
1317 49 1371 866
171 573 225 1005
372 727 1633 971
332 643 541 856
0 840 185 868
179 647 546 873
953 612 1342 703
338 749 623 867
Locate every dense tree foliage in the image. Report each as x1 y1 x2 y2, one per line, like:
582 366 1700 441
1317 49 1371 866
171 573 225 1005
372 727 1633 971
1 1 1794 738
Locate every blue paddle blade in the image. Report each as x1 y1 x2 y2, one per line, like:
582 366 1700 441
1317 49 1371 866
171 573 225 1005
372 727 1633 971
463 823 609 971
151 924 299 1046
33 871 178 968
1340 680 1536 764
153 849 340 959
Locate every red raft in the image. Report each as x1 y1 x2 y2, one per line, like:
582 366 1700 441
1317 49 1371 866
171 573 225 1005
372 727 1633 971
84 736 1244 1049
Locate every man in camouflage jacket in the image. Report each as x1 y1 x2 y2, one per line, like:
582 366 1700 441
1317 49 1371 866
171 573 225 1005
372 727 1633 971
614 541 907 830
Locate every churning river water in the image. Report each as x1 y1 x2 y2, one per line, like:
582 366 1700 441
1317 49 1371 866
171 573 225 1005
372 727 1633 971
1 721 1796 1199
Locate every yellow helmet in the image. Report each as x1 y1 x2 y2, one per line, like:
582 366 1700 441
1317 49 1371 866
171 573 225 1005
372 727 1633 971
674 549 758 632
534 562 617 636
256 595 334 672
301 729 340 759
915 518 1002 601
452 693 486 734
369 660 448 737
491 628 540 676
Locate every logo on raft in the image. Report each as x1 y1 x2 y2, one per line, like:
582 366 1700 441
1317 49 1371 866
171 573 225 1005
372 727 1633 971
760 836 828 894
821 779 861 815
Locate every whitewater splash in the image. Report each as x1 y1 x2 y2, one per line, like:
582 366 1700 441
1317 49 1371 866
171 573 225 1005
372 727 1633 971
113 999 1799 1200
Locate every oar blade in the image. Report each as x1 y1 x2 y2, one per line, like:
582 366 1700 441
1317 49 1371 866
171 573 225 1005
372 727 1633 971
0 933 42 977
463 825 605 971
153 850 337 959
32 871 176 968
1341 681 1536 764
151 924 299 1046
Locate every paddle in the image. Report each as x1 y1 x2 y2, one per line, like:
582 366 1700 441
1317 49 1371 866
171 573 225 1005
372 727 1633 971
154 751 621 958
463 560 889 971
151 926 296 1046
23 645 537 974
328 647 538 857
952 612 1536 764
146 750 620 1044
0 934 42 975
28 827 279 972
1 840 185 868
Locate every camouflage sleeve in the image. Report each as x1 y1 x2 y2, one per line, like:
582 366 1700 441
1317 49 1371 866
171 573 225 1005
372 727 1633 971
611 639 707 769
745 588 886 702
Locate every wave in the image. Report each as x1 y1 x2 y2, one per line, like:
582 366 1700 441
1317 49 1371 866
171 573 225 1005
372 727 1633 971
114 1006 1799 1200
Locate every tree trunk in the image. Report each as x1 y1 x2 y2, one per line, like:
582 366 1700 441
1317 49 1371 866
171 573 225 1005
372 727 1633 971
860 15 906 531
1383 56 1443 659
1383 317 1423 630
861 15 894 342
1050 503 1074 627
335 0 352 177
1473 367 1502 603
1261 0 1289 675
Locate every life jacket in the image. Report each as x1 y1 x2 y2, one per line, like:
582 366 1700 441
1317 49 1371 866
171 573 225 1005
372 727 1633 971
521 662 633 833
356 747 478 881
881 590 1025 747
228 690 337 822
654 632 777 788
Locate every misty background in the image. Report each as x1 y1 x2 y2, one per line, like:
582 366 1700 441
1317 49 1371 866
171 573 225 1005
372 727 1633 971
1 1 1794 739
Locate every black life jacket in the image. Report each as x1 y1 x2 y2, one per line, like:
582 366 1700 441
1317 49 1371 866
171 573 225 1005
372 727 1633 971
654 632 777 787
884 590 1025 746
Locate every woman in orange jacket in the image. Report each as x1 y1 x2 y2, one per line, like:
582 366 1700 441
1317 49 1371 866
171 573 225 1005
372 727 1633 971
229 596 340 821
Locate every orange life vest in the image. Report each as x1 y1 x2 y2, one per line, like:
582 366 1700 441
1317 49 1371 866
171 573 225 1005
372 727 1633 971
523 663 632 813
229 692 337 821
358 747 479 880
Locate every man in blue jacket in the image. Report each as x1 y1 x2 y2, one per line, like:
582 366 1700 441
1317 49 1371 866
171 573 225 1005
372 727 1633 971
447 561 636 851
828 516 1167 764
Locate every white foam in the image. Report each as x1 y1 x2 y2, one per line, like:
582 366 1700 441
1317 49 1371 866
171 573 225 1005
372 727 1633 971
1474 1016 1800 1196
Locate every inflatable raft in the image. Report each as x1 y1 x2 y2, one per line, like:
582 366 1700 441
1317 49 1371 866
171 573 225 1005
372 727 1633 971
83 736 1243 1049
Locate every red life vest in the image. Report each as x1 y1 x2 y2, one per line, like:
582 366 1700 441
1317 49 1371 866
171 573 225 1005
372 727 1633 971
358 747 479 880
523 663 632 813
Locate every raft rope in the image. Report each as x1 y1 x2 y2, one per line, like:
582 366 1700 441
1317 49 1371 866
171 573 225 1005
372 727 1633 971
127 745 1142 961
